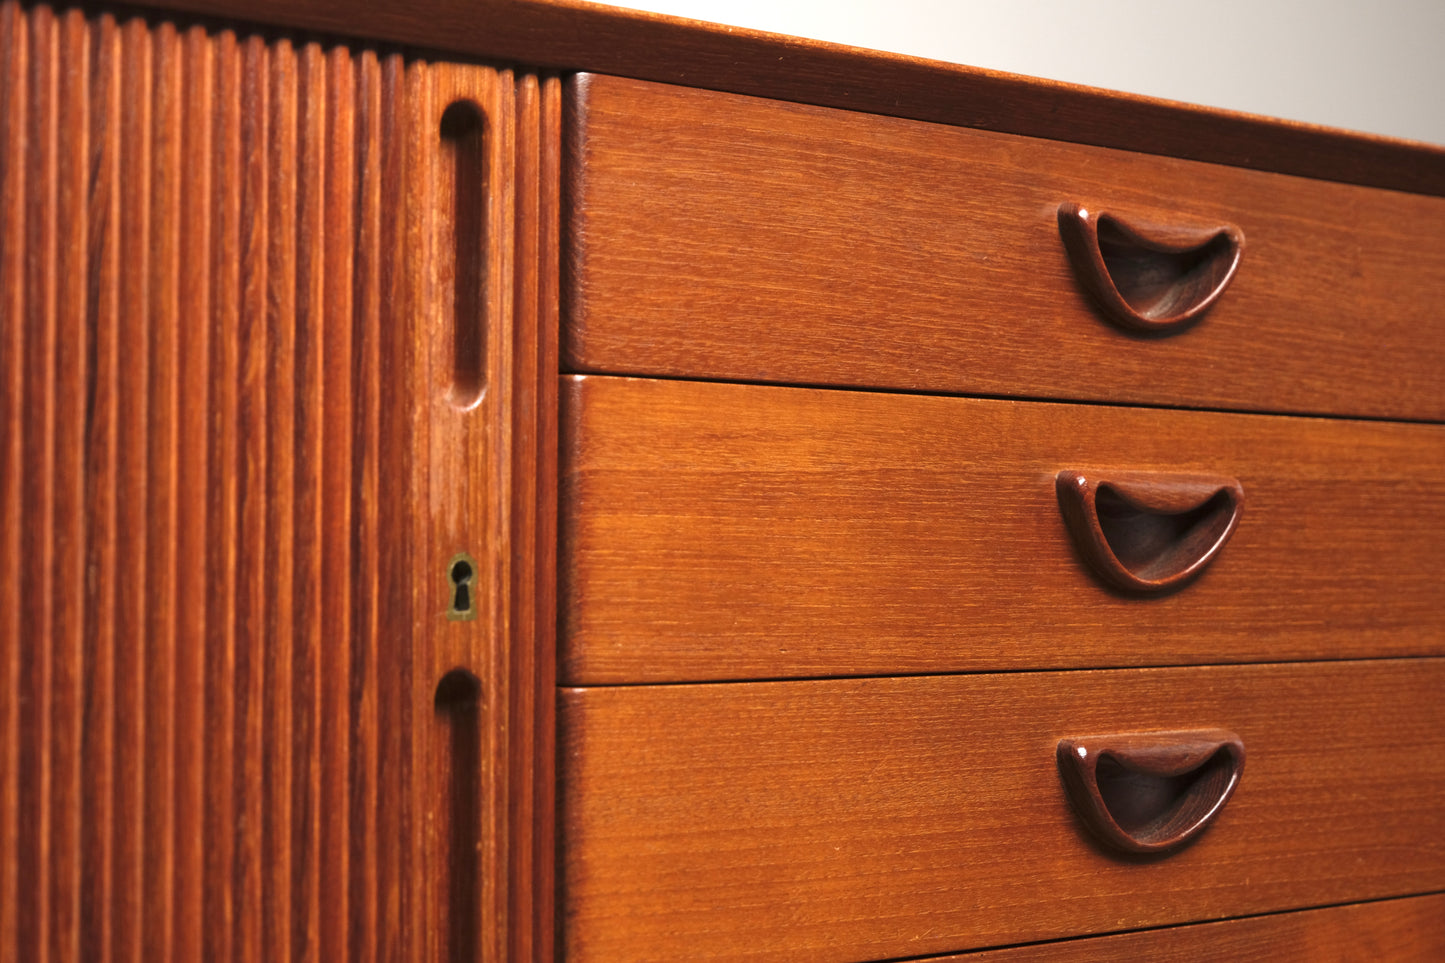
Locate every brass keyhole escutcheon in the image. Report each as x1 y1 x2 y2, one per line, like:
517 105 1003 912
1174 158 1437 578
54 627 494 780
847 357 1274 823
447 553 477 621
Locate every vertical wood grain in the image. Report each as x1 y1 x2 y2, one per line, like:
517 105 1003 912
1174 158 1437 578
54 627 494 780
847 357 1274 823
262 38 296 963
233 32 268 961
79 13 120 961
319 41 354 963
425 60 510 963
112 15 149 962
347 46 381 963
510 70 561 963
0 9 20 960
49 10 88 962
372 52 412 959
173 23 212 963
0 3 559 959
19 5 57 960
290 38 325 963
203 29 240 963
143 21 180 960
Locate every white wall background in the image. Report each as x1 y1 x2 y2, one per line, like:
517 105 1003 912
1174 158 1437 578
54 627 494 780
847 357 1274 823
608 0 1445 147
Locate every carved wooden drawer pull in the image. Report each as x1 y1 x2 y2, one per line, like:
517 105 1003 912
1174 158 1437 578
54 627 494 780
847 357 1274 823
1058 202 1244 334
1058 729 1245 854
1056 470 1244 594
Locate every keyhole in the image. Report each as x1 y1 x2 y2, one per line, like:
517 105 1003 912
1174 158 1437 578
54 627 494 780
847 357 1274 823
448 554 476 621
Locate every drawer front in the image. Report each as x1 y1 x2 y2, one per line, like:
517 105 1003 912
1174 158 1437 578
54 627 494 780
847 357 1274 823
931 893 1445 962
565 74 1445 420
559 660 1445 962
560 376 1445 683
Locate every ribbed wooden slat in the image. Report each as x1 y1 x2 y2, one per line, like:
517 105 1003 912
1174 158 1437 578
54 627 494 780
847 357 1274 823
201 26 241 963
509 71 562 963
172 23 212 963
261 35 296 963
371 52 412 960
50 10 89 962
18 6 58 961
346 46 381 963
79 14 121 962
112 17 151 962
232 31 268 963
290 38 324 963
0 7 22 960
0 3 559 958
317 41 354 963
143 20 181 960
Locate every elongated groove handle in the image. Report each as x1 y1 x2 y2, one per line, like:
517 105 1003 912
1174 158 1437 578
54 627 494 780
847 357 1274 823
1058 202 1244 333
1058 729 1245 854
1056 470 1244 593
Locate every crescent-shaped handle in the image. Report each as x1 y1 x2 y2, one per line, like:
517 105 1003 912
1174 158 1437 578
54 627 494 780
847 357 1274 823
1057 202 1244 334
1055 470 1244 593
1057 729 1245 854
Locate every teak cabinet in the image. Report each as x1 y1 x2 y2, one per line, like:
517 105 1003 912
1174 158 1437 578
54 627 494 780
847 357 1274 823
2 1 1443 960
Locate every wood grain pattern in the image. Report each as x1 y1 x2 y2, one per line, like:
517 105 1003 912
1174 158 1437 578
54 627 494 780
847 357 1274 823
8 3 1440 961
561 376 1445 683
0 4 559 959
929 893 1445 961
509 69 562 963
558 659 1445 962
565 75 1445 421
129 0 1445 197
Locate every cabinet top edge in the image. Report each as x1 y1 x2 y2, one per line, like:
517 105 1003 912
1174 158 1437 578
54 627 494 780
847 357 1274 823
128 0 1445 197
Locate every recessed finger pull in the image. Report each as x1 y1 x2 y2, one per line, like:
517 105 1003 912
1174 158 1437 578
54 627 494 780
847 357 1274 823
1056 470 1244 594
438 98 490 409
1058 202 1243 334
1058 729 1245 854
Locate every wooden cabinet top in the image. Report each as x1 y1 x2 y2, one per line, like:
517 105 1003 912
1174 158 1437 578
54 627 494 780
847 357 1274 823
135 0 1445 196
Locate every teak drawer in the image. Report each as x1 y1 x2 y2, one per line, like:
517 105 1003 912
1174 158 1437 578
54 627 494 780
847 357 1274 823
565 74 1445 420
558 659 1445 963
928 893 1445 961
560 376 1445 683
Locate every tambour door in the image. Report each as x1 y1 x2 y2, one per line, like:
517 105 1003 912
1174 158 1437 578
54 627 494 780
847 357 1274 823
0 4 559 959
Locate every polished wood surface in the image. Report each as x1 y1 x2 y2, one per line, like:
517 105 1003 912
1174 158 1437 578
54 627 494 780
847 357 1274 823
560 376 1445 683
559 659 1445 962
505 65 563 963
565 75 1445 420
0 4 559 958
930 893 1445 961
132 0 1445 197
6 2 1441 961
